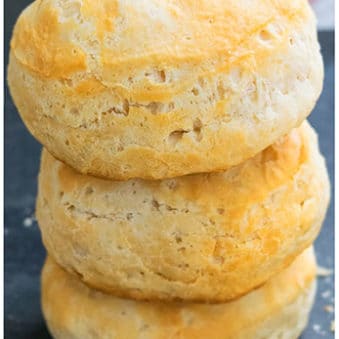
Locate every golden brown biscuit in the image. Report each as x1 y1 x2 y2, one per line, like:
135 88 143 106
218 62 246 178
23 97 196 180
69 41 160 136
36 122 329 302
42 248 317 339
8 0 323 180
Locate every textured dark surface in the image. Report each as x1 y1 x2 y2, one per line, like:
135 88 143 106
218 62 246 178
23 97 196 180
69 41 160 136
4 1 334 338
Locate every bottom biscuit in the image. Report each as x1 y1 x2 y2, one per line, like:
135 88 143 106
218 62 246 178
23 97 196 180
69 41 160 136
42 247 316 339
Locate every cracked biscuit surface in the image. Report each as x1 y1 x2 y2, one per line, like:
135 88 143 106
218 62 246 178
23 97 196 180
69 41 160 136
8 0 323 180
42 248 316 339
36 122 329 302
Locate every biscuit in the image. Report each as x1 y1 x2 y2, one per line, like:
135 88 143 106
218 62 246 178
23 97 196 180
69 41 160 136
8 0 323 180
36 122 329 302
42 248 316 339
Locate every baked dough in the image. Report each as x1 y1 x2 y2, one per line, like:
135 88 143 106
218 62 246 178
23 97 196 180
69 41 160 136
8 0 323 180
36 122 329 302
42 248 317 339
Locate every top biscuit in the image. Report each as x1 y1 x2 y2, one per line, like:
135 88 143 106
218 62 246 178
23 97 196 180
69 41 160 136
8 0 323 180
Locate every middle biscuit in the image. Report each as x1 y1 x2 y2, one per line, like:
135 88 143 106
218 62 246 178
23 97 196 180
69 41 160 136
36 121 329 302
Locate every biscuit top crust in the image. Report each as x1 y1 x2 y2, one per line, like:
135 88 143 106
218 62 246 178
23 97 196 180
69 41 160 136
50 122 309 209
11 0 312 92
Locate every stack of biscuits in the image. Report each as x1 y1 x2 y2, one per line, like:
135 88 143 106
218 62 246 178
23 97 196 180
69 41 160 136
8 0 330 338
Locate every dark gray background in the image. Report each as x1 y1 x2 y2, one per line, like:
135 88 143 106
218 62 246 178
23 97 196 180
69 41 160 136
4 1 334 338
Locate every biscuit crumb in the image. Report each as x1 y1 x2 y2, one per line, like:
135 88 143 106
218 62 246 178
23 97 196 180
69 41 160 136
321 290 332 299
313 324 326 336
313 324 321 332
23 217 33 228
324 305 334 313
317 266 333 277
